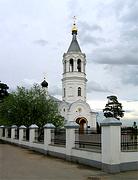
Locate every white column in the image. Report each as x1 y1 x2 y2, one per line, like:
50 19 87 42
81 61 84 72
74 59 77 71
43 123 55 151
0 125 4 138
11 125 17 140
19 125 26 143
66 60 69 72
29 124 38 145
101 118 122 173
4 127 8 138
65 121 79 160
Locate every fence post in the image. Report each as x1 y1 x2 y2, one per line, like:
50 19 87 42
65 121 79 160
4 127 8 138
101 118 122 173
43 123 55 151
11 125 17 140
0 125 4 138
29 124 38 145
19 125 26 143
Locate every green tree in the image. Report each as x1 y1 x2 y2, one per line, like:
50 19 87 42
0 82 9 102
103 95 124 120
0 85 64 127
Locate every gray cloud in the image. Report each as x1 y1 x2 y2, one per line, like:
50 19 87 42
79 21 102 32
79 21 104 45
119 0 138 24
125 109 135 113
101 65 138 88
87 81 113 93
93 54 138 65
81 35 105 46
83 0 138 67
49 86 62 96
127 100 138 102
122 27 138 42
88 44 138 65
33 39 48 46
121 67 138 86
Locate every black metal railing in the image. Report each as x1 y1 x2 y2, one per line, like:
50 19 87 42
22 128 29 141
121 128 138 151
7 128 11 138
75 130 101 151
15 128 19 139
35 128 44 143
51 128 66 146
2 128 5 137
25 128 30 141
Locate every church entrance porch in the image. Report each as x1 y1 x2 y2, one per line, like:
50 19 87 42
76 117 87 134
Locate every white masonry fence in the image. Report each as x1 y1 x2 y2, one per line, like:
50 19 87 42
0 118 137 173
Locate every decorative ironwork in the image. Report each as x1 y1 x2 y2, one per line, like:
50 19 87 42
35 128 44 143
51 128 66 146
7 128 11 138
121 127 138 151
75 130 101 151
15 128 19 139
2 128 5 137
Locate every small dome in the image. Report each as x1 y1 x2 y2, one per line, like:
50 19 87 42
72 23 77 31
72 23 77 35
41 78 48 88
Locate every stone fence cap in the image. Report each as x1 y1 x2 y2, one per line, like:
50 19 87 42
43 123 55 129
11 125 17 128
19 125 27 129
29 124 38 129
65 121 79 129
100 117 122 126
0 125 4 128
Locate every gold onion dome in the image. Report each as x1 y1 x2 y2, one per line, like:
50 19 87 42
72 23 78 35
72 23 77 31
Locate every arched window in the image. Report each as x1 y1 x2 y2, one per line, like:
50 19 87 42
63 88 66 97
77 59 81 72
69 59 74 72
78 87 81 96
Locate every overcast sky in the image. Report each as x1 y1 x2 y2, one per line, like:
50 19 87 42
0 0 138 125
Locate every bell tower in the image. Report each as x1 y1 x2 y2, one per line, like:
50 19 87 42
62 21 87 103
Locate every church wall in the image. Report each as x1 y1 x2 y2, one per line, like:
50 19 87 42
67 112 96 129
62 78 86 102
59 100 97 130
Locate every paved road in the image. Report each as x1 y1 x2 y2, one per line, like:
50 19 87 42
0 143 138 180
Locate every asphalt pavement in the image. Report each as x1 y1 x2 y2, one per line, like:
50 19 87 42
0 143 137 180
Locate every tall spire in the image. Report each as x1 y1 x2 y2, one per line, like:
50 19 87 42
67 17 81 53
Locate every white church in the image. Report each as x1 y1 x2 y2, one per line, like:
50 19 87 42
42 22 97 132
